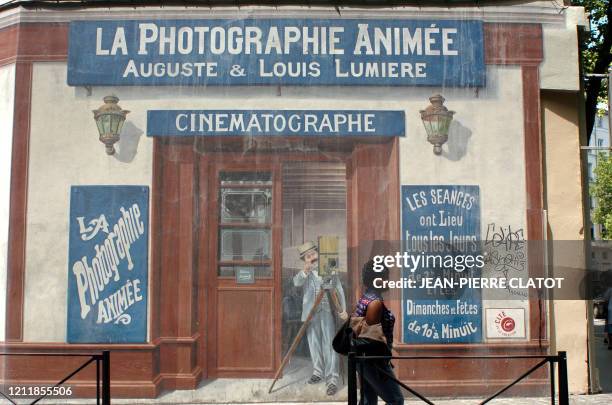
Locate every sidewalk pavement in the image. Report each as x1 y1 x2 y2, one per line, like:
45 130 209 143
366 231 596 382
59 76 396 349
39 392 612 404
38 333 612 405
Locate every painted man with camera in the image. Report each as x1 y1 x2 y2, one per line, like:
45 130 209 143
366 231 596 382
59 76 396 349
293 240 347 396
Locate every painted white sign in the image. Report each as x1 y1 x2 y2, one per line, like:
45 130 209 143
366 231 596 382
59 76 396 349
485 308 526 339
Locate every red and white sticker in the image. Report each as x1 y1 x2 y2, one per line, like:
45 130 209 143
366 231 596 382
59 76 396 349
485 308 526 339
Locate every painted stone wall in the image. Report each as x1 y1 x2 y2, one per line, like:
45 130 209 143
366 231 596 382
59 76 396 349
0 63 15 341
542 91 589 393
399 66 531 345
23 62 154 342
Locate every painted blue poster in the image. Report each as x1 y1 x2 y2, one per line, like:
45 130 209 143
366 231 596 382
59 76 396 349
67 186 149 343
67 19 485 87
147 110 405 137
401 185 482 344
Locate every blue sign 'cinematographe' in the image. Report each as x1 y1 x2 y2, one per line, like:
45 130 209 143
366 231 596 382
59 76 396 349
401 185 482 344
147 110 405 137
67 19 485 86
67 186 149 343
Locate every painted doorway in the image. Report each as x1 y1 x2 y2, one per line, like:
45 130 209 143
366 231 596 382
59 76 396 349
192 138 399 381
280 161 349 389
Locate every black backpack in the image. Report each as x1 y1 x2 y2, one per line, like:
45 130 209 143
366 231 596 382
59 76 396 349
332 318 392 357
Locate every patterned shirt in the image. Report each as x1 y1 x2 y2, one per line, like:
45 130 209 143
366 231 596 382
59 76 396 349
354 289 395 348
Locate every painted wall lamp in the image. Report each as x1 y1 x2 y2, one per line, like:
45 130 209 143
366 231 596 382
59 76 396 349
92 95 130 155
420 94 455 155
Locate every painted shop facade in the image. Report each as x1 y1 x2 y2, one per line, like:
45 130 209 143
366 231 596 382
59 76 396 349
0 1 597 401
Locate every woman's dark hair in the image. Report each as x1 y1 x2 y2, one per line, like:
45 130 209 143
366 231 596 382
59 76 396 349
362 258 389 290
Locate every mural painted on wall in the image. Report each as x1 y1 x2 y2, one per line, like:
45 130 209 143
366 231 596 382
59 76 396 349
67 185 149 343
401 185 482 343
67 19 485 86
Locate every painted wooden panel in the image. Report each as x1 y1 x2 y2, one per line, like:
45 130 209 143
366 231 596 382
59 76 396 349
216 287 275 372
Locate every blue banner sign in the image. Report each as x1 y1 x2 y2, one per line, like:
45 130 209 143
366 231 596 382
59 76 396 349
67 186 149 343
401 185 482 344
147 110 405 137
67 19 485 86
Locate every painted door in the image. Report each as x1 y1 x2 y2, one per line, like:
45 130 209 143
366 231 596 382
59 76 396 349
207 162 282 377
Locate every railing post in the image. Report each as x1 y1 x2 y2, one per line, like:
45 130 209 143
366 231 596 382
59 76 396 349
557 351 569 405
549 358 556 405
102 350 111 405
348 352 357 405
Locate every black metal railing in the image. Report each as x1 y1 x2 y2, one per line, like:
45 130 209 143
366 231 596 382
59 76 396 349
348 351 569 405
0 350 110 405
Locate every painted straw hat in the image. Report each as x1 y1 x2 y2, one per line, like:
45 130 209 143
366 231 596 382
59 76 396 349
297 241 317 259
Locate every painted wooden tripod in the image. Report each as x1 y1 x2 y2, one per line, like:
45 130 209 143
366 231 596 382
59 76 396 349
268 283 343 394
